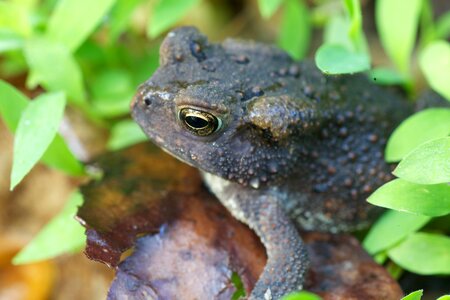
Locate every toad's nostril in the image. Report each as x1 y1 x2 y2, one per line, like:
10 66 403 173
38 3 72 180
143 96 152 106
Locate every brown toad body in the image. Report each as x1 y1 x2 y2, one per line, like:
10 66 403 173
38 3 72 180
132 27 412 299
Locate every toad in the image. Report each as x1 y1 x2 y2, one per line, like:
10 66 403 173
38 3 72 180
131 27 411 299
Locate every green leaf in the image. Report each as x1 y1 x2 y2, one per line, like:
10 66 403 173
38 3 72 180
343 0 362 44
231 272 246 300
315 44 370 74
47 0 117 52
388 232 450 275
12 191 86 264
401 290 423 300
393 137 450 184
0 81 84 176
277 0 310 60
109 0 143 41
0 29 23 53
10 92 66 190
323 15 353 51
148 0 199 38
376 0 422 75
107 120 147 151
281 291 322 300
24 38 86 105
435 11 450 40
0 2 32 37
258 0 284 19
368 179 450 217
0 80 29 132
419 40 450 101
41 135 85 176
368 68 406 85
363 210 431 255
385 108 450 162
437 295 450 300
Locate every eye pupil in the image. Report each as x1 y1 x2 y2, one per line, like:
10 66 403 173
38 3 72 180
178 108 222 136
185 116 208 129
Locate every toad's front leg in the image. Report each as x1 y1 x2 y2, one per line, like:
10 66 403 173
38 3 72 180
203 173 309 300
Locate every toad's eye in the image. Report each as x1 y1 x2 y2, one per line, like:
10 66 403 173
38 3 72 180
178 108 221 136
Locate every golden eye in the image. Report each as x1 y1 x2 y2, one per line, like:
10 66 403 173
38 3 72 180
178 108 221 136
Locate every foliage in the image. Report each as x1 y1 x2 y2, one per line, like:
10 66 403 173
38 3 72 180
0 0 448 297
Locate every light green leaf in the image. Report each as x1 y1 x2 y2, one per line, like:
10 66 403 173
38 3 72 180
11 92 66 190
107 120 147 151
437 295 450 300
401 290 423 300
282 291 322 300
47 0 117 52
12 191 86 264
148 0 199 38
368 179 450 217
376 0 422 75
277 0 310 60
363 210 431 255
394 137 450 184
315 44 370 74
258 0 284 19
24 38 86 105
91 69 134 117
41 135 85 176
0 2 32 37
385 108 450 162
388 233 450 275
0 29 23 53
419 40 450 101
0 80 29 132
0 81 84 176
368 68 406 85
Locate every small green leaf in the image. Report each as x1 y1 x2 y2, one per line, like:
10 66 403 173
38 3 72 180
368 179 450 217
11 92 66 190
0 80 28 132
315 44 370 74
148 0 199 38
47 0 117 52
277 0 310 60
394 137 450 184
231 272 246 300
363 210 431 255
401 290 423 300
388 233 450 275
281 291 322 300
376 0 422 75
107 120 147 151
437 295 450 300
12 191 86 264
24 38 86 105
258 0 284 19
419 40 450 102
0 80 84 176
368 68 406 85
385 108 450 162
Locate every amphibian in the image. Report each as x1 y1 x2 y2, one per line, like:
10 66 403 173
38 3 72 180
131 27 412 299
